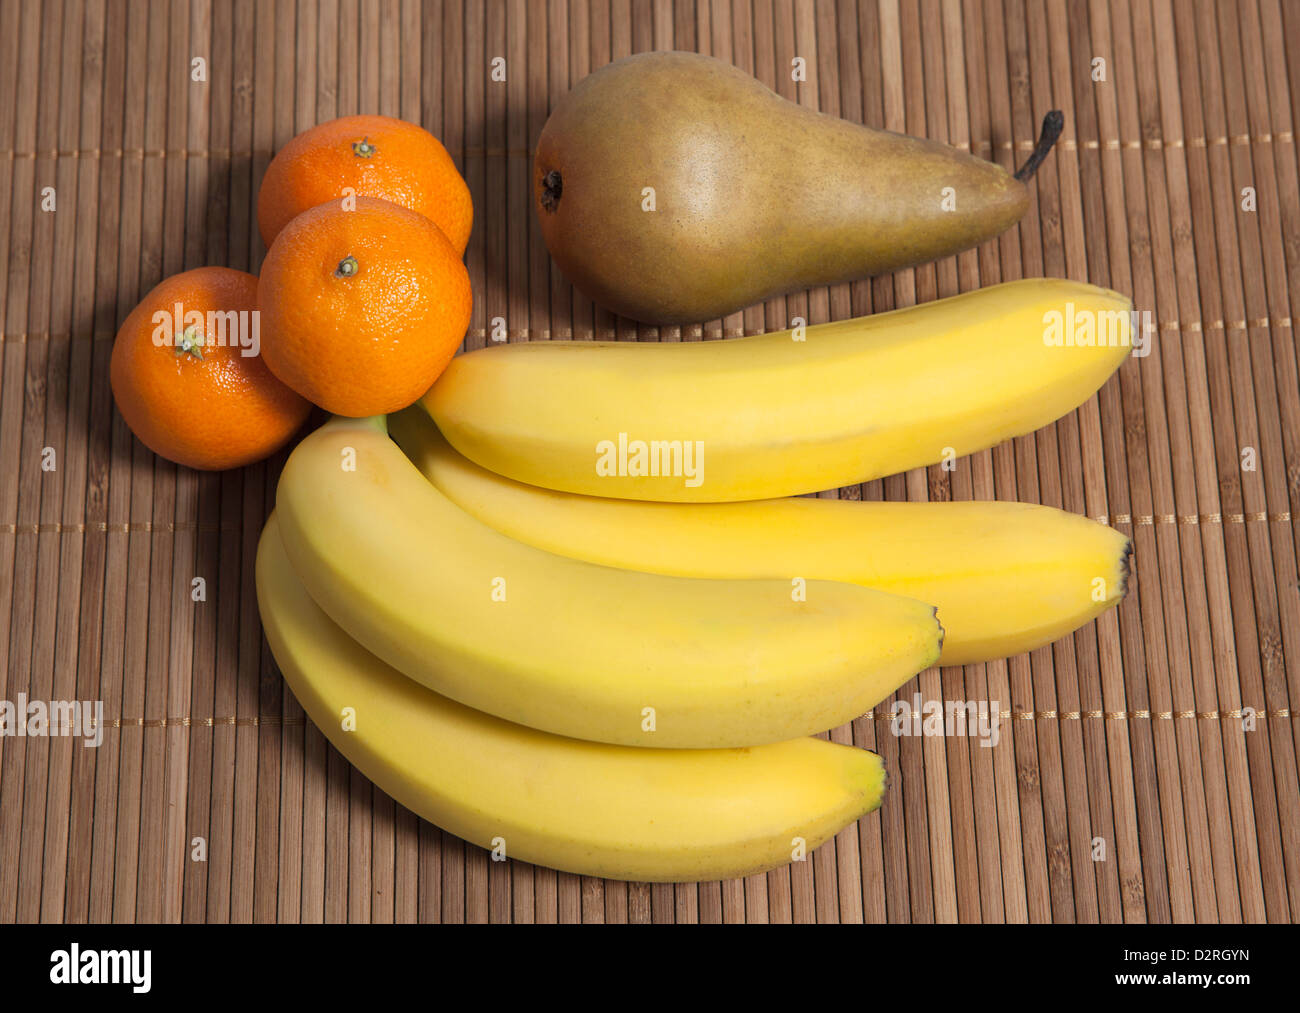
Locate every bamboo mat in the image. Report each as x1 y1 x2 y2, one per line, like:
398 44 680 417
0 0 1297 925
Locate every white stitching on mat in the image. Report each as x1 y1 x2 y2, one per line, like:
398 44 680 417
1 132 1292 161
0 332 116 343
106 716 306 728
3 522 242 534
460 316 1295 343
0 145 536 160
84 709 1294 729
5 511 1290 536
7 315 1294 346
858 708 1286 721
1092 512 1290 525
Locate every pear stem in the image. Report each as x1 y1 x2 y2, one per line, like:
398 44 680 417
1013 110 1065 182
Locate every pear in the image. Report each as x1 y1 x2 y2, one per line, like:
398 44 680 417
534 51 1062 325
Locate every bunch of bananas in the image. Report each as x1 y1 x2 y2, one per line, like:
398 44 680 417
257 278 1135 882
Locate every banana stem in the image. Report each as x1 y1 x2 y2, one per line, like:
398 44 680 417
1013 110 1065 182
328 414 389 435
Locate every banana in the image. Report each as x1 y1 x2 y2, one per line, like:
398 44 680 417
424 278 1135 502
274 415 943 748
391 408 1131 667
257 514 889 882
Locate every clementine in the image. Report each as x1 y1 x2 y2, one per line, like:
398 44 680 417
110 267 312 470
257 196 473 417
257 114 473 254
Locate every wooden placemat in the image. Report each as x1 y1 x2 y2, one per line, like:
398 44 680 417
1 0 1297 924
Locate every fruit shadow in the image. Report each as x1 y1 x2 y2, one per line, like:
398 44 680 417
302 730 505 873
51 147 330 730
462 110 632 344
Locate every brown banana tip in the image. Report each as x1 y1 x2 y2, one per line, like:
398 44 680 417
933 606 946 651
1013 110 1065 182
1119 538 1134 599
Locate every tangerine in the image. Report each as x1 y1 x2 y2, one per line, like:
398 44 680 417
257 114 473 254
110 267 312 470
258 196 473 417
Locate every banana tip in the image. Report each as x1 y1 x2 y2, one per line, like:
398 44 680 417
867 750 889 810
1118 538 1134 599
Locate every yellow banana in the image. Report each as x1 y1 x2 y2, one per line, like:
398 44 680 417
424 278 1134 502
391 408 1131 667
274 415 943 748
257 514 888 882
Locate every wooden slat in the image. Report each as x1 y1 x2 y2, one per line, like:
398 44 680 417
1146 0 1237 923
1 0 1297 924
0 11 25 927
35 0 88 926
6 0 55 927
1065 0 1129 925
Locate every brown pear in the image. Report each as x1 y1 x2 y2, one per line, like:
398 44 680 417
534 51 1061 325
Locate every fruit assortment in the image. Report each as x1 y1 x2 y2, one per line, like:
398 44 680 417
111 53 1136 883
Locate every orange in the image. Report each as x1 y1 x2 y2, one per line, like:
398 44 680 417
110 267 312 470
258 196 473 417
257 114 473 254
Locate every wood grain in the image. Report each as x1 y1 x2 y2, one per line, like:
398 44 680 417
0 0 1295 923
